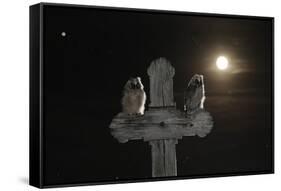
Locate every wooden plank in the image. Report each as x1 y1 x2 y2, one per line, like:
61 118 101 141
150 140 165 177
110 108 213 143
147 58 175 107
149 139 178 177
164 139 178 176
110 108 186 125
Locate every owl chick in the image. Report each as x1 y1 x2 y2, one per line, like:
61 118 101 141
121 77 146 115
184 74 205 114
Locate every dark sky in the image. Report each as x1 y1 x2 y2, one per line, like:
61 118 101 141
41 5 273 186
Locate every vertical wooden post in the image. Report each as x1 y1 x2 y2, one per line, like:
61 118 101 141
149 139 178 177
147 57 175 107
150 140 165 176
147 58 178 177
163 139 178 176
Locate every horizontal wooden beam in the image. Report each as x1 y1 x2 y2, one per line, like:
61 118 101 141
110 108 213 143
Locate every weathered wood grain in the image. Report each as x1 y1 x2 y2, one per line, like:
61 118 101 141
110 108 213 143
149 139 178 177
150 140 165 177
147 58 175 107
163 139 178 176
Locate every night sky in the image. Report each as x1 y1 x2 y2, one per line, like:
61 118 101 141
41 4 273 186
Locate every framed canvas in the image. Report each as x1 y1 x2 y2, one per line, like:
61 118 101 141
29 2 274 188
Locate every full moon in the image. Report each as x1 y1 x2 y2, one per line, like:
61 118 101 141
216 56 229 70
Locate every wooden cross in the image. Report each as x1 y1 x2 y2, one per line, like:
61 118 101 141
110 58 213 177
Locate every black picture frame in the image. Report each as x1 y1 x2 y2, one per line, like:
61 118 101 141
30 2 274 188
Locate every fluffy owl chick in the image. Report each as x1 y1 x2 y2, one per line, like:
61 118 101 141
122 77 146 115
184 74 205 114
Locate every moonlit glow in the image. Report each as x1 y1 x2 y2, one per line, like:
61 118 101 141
216 56 229 70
